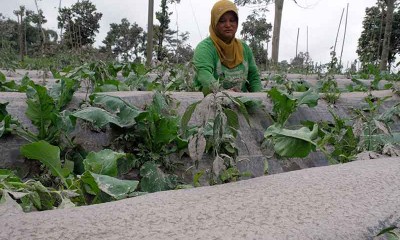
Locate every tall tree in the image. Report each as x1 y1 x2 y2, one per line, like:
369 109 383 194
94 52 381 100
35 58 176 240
103 18 145 61
235 0 288 65
272 0 284 65
33 0 46 55
241 11 272 65
26 8 47 54
13 6 26 61
380 0 396 70
155 0 180 61
357 1 400 69
57 0 102 48
0 14 18 52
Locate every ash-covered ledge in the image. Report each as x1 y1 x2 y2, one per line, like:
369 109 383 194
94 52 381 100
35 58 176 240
1 157 399 240
1 90 399 178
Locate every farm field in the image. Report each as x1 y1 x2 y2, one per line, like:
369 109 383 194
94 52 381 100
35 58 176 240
1 65 399 239
1 0 400 238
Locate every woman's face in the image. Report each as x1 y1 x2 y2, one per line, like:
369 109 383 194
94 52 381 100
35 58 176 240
216 11 238 43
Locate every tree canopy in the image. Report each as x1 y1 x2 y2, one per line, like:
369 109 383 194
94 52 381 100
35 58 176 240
103 18 145 62
240 11 272 65
57 0 102 48
357 1 400 69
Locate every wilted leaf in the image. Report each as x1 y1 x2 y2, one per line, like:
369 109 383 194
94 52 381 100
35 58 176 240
181 101 200 134
91 94 142 127
188 132 207 162
353 118 364 137
212 155 226 176
72 107 122 128
374 120 390 134
0 191 23 216
356 151 383 161
382 144 400 157
57 197 76 209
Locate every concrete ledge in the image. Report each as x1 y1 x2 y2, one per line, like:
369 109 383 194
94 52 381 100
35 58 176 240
1 157 399 240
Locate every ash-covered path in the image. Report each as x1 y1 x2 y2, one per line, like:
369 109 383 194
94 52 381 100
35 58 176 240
1 157 399 240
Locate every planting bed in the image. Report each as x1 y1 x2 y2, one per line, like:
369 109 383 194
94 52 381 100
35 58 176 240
0 68 399 239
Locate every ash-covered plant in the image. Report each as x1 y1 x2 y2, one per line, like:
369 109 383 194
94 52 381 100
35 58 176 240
182 87 259 185
71 91 185 192
352 94 400 157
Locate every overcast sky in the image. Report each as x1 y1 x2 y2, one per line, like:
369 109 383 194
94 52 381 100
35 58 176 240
1 0 377 67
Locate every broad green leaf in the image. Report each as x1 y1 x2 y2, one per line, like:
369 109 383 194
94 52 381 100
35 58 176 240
0 102 8 120
20 141 70 185
0 72 5 81
237 96 263 113
267 88 297 126
81 171 138 200
83 149 126 177
0 169 22 184
221 92 251 126
223 108 239 131
0 102 10 137
25 84 57 139
140 161 174 193
193 170 204 187
154 117 179 145
181 101 200 134
265 124 318 158
0 115 11 138
49 78 79 110
295 89 319 107
0 169 14 181
152 91 168 113
220 167 240 182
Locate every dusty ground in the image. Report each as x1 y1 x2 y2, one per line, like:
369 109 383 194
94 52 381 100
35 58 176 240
1 157 399 240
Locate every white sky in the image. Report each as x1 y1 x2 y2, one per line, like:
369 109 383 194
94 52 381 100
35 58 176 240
1 0 377 67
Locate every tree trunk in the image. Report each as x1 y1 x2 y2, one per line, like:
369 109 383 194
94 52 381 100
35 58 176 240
146 0 154 66
271 0 284 65
18 15 24 62
34 0 46 55
380 0 395 71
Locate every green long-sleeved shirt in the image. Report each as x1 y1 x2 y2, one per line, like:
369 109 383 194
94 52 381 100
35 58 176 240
193 37 262 93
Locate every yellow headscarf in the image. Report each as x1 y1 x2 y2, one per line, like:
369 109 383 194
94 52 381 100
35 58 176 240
209 0 244 69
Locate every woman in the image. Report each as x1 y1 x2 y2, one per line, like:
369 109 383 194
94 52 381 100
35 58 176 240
193 0 262 95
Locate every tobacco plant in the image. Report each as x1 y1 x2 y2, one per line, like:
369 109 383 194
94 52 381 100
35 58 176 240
264 87 320 158
182 90 256 185
353 94 400 155
71 91 184 192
